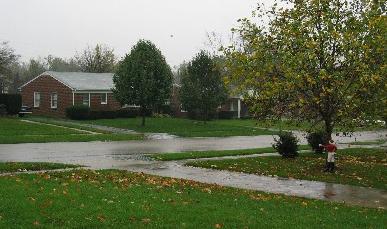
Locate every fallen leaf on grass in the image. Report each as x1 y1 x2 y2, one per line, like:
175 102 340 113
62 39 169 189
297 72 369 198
142 218 151 224
129 216 137 222
215 223 223 228
97 215 106 222
249 194 271 201
42 174 50 180
203 188 212 194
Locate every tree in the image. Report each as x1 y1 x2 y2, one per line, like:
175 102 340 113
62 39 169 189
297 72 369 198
46 55 79 72
25 58 47 81
223 0 386 140
180 51 228 121
6 63 25 93
113 40 173 126
75 44 116 73
0 42 18 93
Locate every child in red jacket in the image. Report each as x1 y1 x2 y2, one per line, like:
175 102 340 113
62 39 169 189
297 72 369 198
319 140 337 172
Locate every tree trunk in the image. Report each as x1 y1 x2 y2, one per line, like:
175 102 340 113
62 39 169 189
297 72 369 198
324 118 333 143
142 114 146 126
141 107 146 126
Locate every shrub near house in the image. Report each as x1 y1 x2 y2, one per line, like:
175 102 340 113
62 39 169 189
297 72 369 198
0 94 22 115
66 105 139 120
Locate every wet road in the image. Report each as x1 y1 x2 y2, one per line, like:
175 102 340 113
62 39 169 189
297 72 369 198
0 130 385 163
0 136 278 162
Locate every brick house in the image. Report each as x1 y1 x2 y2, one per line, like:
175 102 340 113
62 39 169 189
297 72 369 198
19 71 121 117
169 83 249 119
218 95 250 119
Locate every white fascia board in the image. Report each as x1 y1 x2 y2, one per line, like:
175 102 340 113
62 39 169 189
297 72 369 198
18 71 74 91
73 90 113 94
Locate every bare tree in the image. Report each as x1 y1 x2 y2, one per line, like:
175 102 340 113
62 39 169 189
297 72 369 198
46 55 80 72
0 42 19 93
75 44 116 73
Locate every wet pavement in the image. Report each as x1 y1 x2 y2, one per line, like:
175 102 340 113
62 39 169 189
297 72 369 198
123 160 387 209
0 130 386 208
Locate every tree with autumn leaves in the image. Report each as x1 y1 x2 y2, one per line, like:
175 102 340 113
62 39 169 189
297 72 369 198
223 0 386 140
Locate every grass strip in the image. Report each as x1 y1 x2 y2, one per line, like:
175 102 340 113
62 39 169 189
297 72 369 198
187 148 387 190
0 162 80 173
349 139 387 145
150 145 311 161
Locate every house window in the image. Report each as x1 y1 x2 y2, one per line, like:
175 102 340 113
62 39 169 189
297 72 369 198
230 101 235 111
51 93 58 109
101 93 107 105
34 92 40 108
82 94 89 106
180 104 187 113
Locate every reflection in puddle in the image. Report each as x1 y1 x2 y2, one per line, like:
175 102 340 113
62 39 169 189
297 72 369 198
105 154 151 161
323 183 336 198
145 133 178 140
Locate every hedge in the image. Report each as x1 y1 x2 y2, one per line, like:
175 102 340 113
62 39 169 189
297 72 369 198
66 105 139 120
65 105 91 120
218 111 238 119
0 94 22 115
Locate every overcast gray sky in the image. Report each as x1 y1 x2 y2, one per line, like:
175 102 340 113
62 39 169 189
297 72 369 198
0 0 273 67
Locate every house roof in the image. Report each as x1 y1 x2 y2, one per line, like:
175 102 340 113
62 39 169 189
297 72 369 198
20 71 115 91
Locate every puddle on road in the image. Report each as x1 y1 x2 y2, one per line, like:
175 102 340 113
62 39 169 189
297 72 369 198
145 133 178 140
104 154 152 161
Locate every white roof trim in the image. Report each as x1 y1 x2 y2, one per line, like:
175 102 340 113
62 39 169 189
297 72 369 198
18 71 75 91
73 90 113 93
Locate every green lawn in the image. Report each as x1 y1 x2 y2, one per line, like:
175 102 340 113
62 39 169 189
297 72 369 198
0 118 81 136
0 118 142 144
217 119 385 132
187 148 387 190
80 117 385 137
81 117 276 137
149 145 311 161
0 162 80 173
0 170 384 228
25 116 112 134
